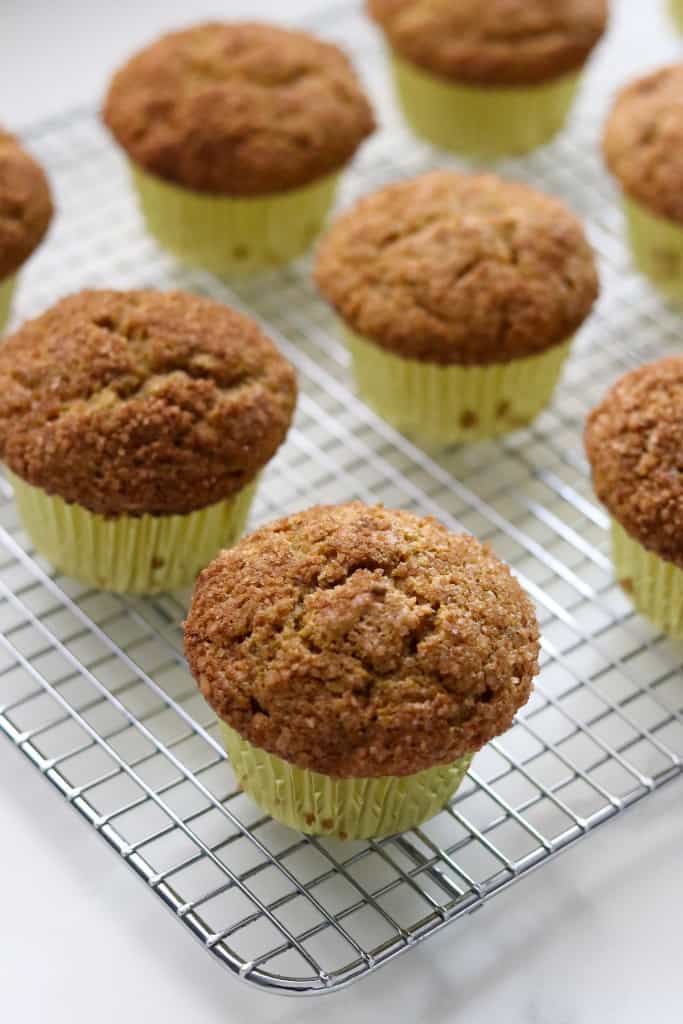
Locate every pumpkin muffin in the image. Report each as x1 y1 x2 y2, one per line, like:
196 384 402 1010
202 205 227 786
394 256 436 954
0 130 53 333
102 22 375 275
586 356 683 637
0 289 297 593
367 0 608 157
315 171 599 444
604 63 683 304
185 502 540 838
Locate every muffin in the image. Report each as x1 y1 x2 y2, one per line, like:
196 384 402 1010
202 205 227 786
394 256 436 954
604 63 683 305
585 356 683 636
0 130 53 333
102 22 375 276
185 502 540 839
367 0 608 157
315 171 599 444
0 289 296 593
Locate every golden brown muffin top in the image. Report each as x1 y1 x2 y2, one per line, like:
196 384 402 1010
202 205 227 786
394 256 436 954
0 130 53 279
0 290 297 517
585 356 683 569
367 0 607 87
185 502 539 778
603 64 683 225
102 21 375 197
315 171 598 366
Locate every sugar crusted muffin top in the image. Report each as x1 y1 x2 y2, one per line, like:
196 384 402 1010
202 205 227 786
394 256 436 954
102 21 375 196
0 289 297 517
185 502 539 778
0 129 53 279
604 63 683 225
315 171 598 366
585 356 683 569
367 0 607 87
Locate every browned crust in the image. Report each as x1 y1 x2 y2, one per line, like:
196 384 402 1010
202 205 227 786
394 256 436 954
185 502 539 778
0 129 53 279
315 171 598 366
0 290 297 517
603 63 683 225
102 21 375 196
367 0 607 87
585 356 683 568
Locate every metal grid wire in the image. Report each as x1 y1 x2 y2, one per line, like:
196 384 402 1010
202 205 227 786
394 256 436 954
2 0 683 997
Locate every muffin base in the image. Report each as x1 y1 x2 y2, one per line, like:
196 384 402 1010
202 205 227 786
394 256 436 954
131 163 339 276
611 520 683 638
0 274 16 335
220 722 472 840
390 54 579 157
623 196 683 305
8 471 257 594
345 328 572 444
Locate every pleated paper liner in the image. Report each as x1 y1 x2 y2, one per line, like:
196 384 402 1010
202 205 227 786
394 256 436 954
389 54 579 158
0 274 16 335
623 196 683 306
671 0 683 31
611 520 683 638
131 163 339 276
221 721 473 840
345 328 572 444
8 471 257 594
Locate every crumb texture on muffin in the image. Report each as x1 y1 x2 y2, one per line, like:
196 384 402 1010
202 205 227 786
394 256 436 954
103 21 375 196
315 171 598 365
0 129 53 278
0 290 297 517
604 63 683 225
185 502 539 777
585 356 683 567
367 0 607 86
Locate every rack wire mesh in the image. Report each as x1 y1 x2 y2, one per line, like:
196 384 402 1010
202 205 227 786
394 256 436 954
1 0 682 997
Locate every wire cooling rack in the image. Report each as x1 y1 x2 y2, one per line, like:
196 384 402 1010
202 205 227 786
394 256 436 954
2 0 683 997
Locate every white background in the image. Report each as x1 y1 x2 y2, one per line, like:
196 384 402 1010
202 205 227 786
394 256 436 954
1 1 682 1022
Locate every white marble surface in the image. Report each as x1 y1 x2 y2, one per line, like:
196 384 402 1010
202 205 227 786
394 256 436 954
1 1 682 1021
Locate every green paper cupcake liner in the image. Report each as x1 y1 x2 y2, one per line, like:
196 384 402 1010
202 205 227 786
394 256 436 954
345 327 572 444
390 53 580 157
8 471 257 594
130 163 339 276
611 520 683 638
0 274 17 335
671 0 683 31
623 196 683 305
220 721 473 839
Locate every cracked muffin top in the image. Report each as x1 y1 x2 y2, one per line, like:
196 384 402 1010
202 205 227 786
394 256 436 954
585 356 683 568
0 289 297 517
0 129 53 279
185 502 539 778
102 21 375 196
315 171 598 365
367 0 608 87
604 63 683 225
